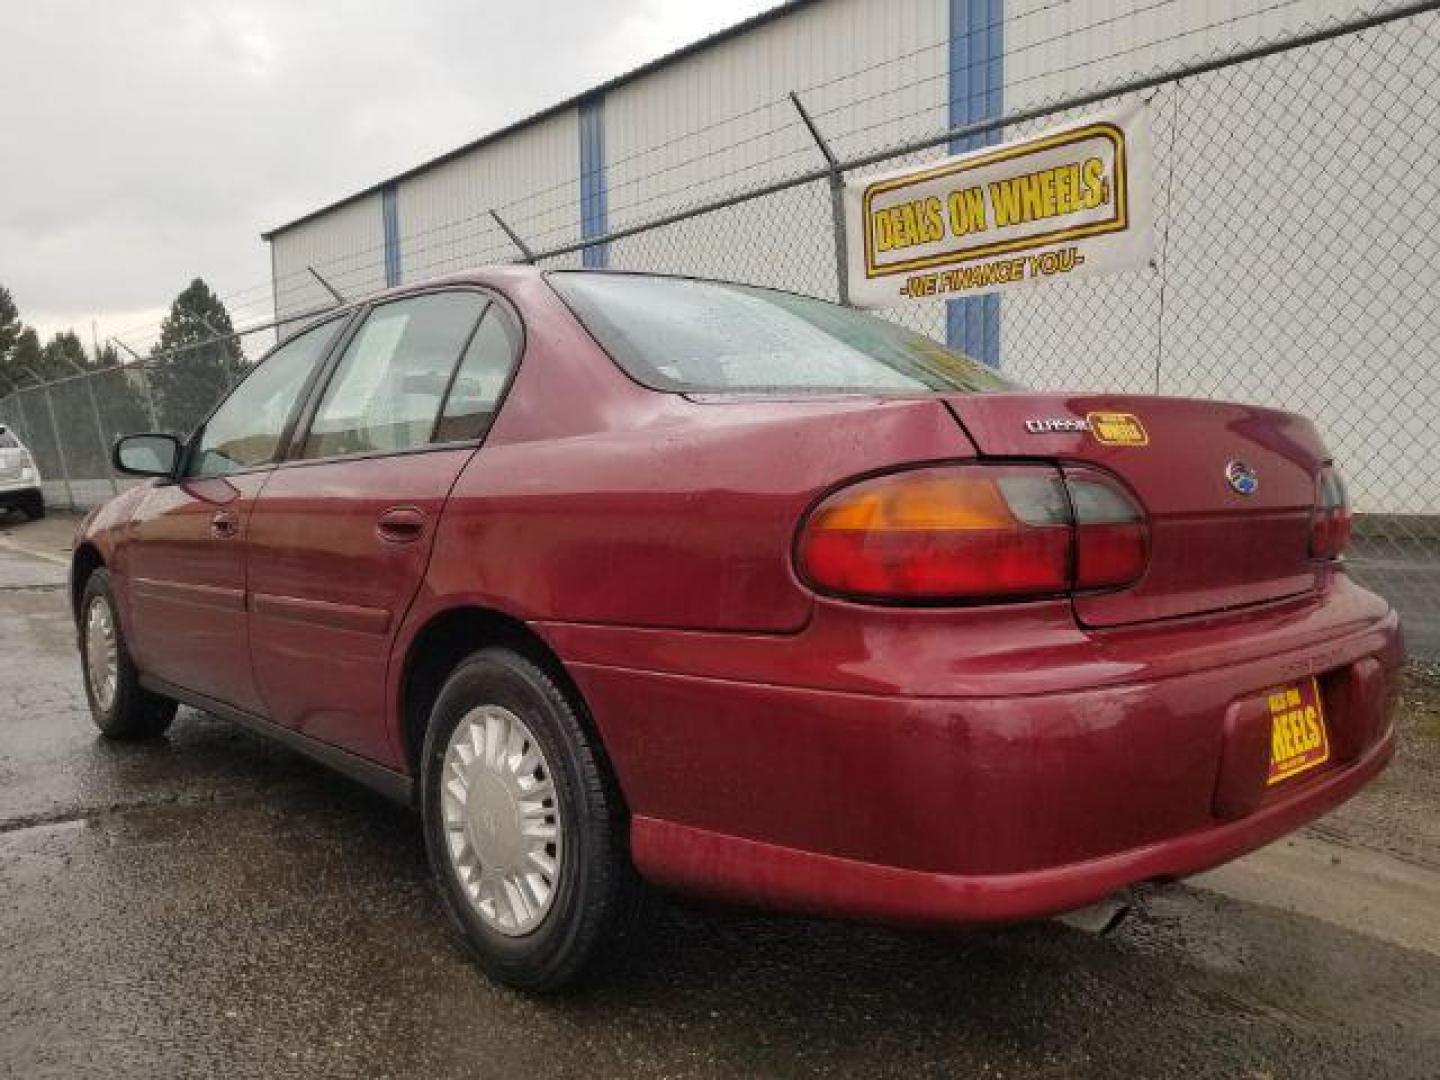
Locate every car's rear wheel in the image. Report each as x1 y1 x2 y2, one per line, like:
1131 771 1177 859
21 492 45 520
420 647 640 992
79 569 176 740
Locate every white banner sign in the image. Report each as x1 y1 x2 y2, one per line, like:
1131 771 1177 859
844 102 1153 308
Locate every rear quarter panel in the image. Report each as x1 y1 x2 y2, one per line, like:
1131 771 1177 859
424 395 974 632
413 271 982 634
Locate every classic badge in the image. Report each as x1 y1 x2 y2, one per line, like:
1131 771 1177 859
1024 417 1090 434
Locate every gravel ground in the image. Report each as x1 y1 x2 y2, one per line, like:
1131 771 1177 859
1 511 1437 1079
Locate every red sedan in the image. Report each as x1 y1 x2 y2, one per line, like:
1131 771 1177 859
74 268 1401 991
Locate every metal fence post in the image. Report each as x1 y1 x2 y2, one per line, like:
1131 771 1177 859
138 361 162 430
111 338 162 430
83 371 120 495
23 369 75 510
52 353 122 498
789 91 850 306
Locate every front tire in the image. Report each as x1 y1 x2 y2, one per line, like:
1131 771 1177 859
420 647 639 992
79 569 176 740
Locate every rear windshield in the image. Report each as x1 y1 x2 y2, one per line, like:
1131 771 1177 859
0 431 18 449
548 272 1013 395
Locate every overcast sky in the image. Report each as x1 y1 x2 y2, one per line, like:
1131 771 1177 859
0 0 777 352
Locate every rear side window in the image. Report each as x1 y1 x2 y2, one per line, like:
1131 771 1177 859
301 291 486 459
433 305 520 443
548 272 1013 394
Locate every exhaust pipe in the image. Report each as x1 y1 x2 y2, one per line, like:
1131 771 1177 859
1054 891 1133 935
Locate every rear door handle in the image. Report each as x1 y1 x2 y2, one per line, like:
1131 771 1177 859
376 506 428 544
210 509 239 539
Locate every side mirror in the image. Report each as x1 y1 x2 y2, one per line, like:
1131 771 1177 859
113 433 182 478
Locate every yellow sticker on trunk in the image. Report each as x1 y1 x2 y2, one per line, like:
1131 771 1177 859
1086 411 1148 446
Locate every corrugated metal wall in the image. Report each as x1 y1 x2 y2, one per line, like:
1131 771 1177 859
268 120 581 325
270 193 387 322
999 0 1389 397
267 0 955 329
267 0 1391 326
601 0 950 332
395 110 582 285
997 0 1437 512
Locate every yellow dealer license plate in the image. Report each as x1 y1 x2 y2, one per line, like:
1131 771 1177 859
1267 677 1330 785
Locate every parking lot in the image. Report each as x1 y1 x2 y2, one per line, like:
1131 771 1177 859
2 512 1439 1079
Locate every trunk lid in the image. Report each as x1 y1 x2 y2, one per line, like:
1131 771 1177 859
944 392 1325 626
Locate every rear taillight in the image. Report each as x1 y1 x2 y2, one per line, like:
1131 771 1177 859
1310 465 1351 560
797 464 1148 602
1066 468 1149 589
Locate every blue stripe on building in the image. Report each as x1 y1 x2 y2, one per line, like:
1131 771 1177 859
579 96 609 269
381 182 402 287
947 0 1003 368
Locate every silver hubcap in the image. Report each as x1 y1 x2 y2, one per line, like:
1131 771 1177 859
440 705 562 936
84 596 118 713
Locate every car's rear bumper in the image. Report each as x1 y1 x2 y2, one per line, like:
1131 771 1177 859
553 580 1403 925
627 727 1393 926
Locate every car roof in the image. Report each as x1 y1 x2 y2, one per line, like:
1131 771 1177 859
327 265 810 312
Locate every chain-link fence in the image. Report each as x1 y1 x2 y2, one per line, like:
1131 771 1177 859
0 324 286 509
2 1 1437 642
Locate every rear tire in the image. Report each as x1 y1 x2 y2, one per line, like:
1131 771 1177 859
80 568 176 740
420 647 640 992
21 492 45 520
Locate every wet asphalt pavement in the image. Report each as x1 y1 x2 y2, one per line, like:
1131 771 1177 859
2 515 1439 1079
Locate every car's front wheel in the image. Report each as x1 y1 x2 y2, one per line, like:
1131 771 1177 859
420 647 640 992
79 569 176 740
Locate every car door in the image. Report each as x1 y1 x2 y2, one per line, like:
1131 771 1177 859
245 289 521 764
122 316 348 712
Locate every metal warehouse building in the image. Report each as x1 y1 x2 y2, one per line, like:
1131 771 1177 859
263 0 1438 514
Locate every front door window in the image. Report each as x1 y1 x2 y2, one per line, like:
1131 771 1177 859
188 318 343 476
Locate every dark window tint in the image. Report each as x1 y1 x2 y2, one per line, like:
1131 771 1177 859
189 318 342 476
433 305 520 443
302 292 486 459
548 272 1015 395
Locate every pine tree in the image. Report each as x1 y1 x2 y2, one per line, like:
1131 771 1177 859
39 330 90 379
87 340 151 436
0 286 19 363
9 328 43 383
0 287 27 393
148 278 244 433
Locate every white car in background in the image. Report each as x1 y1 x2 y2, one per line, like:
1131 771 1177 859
0 424 44 520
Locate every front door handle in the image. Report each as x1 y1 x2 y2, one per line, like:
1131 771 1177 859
210 509 239 539
376 506 427 544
